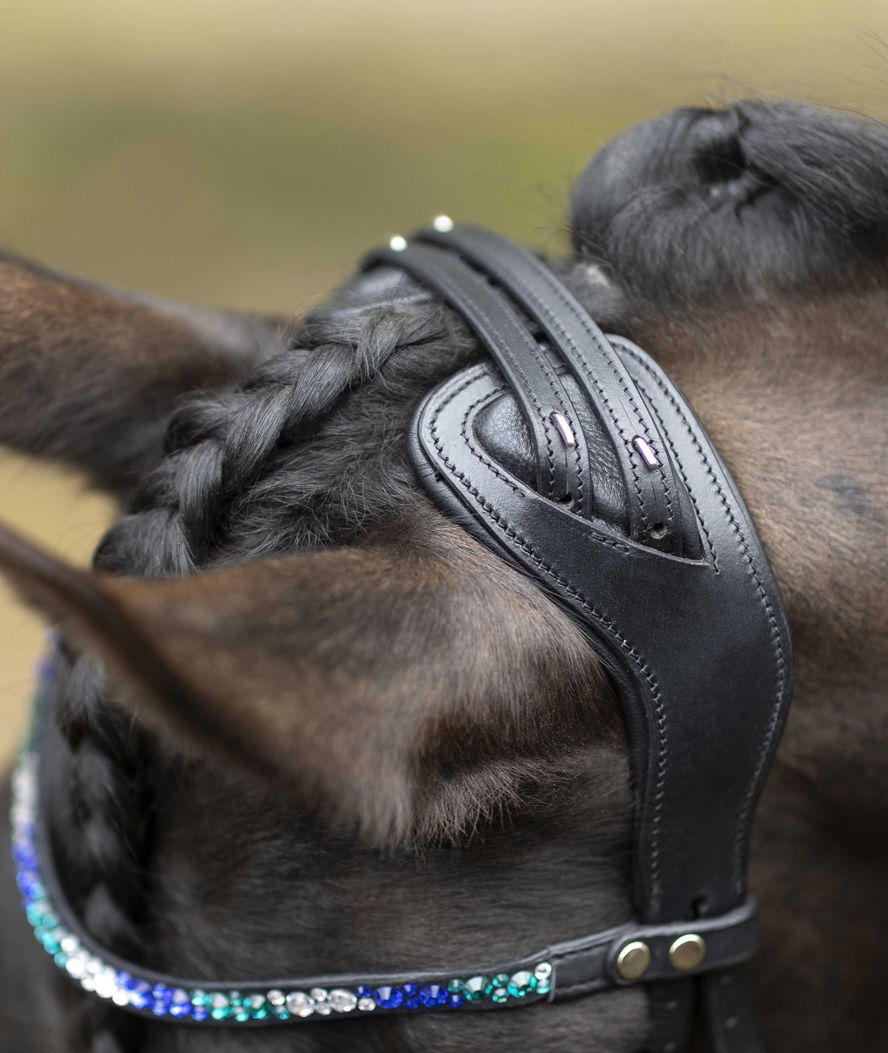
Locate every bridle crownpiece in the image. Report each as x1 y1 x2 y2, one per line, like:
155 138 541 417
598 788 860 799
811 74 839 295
11 224 792 1049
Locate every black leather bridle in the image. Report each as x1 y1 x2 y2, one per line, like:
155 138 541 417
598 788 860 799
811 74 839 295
11 224 792 1051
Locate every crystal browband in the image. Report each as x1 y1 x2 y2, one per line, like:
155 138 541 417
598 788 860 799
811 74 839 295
12 726 760 1027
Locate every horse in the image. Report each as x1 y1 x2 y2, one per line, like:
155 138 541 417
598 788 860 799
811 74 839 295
0 99 884 1053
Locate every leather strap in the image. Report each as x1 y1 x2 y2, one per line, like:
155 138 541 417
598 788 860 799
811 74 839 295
414 223 692 555
392 225 794 1051
366 244 593 513
699 968 765 1053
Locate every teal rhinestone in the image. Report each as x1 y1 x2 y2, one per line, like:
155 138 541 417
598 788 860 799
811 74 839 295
447 978 464 993
247 994 269 1020
506 970 538 999
27 903 54 927
39 928 63 954
484 974 511 1004
228 991 250 1022
208 992 231 1021
462 976 489 1002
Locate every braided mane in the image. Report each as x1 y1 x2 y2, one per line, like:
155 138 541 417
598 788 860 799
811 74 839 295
50 269 478 1051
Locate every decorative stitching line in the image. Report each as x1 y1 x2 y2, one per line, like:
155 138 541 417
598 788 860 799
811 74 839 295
476 245 674 537
420 261 563 502
635 379 719 574
617 344 788 893
459 387 528 499
452 376 631 554
520 337 586 510
427 374 666 909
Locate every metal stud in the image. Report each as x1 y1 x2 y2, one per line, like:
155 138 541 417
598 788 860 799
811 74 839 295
668 934 706 972
550 411 578 449
616 940 651 981
389 235 408 252
633 435 661 468
432 214 454 232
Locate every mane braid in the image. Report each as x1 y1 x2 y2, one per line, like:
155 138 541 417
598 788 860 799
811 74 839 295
52 272 475 1051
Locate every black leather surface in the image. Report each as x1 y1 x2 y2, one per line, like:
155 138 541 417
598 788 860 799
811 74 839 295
414 224 697 556
365 243 594 513
394 224 793 1052
409 352 792 919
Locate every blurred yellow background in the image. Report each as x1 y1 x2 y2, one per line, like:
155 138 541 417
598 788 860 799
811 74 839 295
1 0 885 767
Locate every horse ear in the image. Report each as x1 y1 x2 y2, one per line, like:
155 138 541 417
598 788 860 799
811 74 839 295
0 515 615 846
0 254 287 496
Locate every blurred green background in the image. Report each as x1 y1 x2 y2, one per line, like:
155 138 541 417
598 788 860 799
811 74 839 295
1 0 886 766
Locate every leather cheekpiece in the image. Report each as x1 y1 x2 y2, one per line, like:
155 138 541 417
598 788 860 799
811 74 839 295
367 225 794 1053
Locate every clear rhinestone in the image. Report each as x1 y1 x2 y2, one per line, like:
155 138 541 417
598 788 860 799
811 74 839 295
534 962 552 980
60 935 80 955
286 991 314 1017
65 954 88 980
266 989 285 1006
311 988 332 1015
94 969 118 1000
328 989 358 1013
358 997 376 1012
112 987 131 1007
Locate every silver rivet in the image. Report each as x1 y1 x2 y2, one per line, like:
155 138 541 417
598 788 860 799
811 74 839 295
389 235 408 252
633 435 661 468
550 411 577 449
432 214 454 232
616 940 651 981
668 933 706 972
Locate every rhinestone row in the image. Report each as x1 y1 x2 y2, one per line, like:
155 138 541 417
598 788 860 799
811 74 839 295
11 753 552 1023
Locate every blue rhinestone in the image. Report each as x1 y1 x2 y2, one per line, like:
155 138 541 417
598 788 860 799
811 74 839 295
12 845 36 868
117 972 134 990
401 983 420 1009
131 983 152 1010
356 986 372 999
170 989 191 1018
192 1005 209 1022
374 986 403 1010
448 992 466 1008
419 984 448 1007
151 985 171 1016
17 874 44 899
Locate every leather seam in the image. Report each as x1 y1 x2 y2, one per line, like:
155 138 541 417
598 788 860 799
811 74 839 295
635 378 720 574
485 248 672 534
423 264 562 500
461 389 529 499
619 344 788 894
456 384 633 555
427 376 667 908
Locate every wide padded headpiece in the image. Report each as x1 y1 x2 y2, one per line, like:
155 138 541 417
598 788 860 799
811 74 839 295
366 224 794 1052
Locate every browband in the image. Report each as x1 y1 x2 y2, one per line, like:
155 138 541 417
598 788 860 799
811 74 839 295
11 224 792 1050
